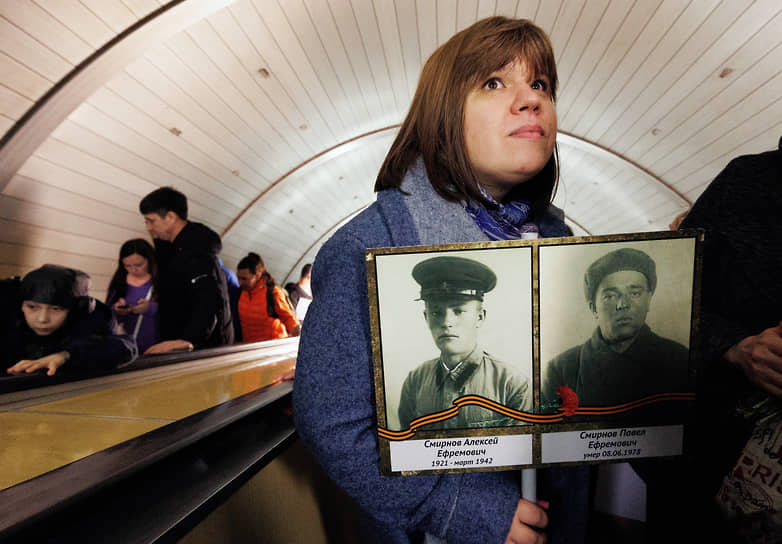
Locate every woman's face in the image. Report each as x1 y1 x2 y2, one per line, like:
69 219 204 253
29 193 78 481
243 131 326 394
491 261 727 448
463 58 557 201
237 268 262 291
123 253 149 279
22 301 69 336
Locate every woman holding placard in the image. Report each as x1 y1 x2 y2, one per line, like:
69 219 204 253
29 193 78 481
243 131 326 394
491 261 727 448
294 16 584 543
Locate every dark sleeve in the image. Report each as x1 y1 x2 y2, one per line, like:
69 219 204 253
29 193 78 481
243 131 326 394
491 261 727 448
679 160 757 361
181 254 222 347
63 304 137 369
292 230 520 542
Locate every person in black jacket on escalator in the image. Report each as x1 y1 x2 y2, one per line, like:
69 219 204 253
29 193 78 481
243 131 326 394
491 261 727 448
139 187 234 354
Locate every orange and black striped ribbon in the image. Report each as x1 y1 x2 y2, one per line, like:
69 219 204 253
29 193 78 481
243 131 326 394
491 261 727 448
377 392 695 441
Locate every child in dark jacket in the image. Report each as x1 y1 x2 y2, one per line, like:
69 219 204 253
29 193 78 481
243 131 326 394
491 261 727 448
4 264 137 376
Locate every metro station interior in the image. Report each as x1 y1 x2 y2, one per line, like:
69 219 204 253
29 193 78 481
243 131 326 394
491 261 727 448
2 1 781 542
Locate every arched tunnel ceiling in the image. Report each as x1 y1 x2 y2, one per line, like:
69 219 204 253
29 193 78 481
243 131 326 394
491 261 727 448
1 0 781 294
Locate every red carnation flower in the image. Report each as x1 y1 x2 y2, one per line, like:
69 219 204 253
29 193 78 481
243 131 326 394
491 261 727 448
557 386 579 417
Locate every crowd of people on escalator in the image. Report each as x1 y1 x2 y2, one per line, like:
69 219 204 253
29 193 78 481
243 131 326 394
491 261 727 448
2 186 312 378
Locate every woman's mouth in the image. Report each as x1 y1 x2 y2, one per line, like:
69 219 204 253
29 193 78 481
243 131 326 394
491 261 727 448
509 125 543 138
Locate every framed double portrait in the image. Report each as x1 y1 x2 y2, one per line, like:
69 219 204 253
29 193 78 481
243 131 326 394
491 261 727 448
366 230 702 476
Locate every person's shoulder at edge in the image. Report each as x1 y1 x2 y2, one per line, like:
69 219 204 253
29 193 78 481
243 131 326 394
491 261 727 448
681 141 781 226
174 221 223 255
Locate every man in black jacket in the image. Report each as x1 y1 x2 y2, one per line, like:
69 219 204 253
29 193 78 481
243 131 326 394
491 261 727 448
644 138 782 542
139 187 233 354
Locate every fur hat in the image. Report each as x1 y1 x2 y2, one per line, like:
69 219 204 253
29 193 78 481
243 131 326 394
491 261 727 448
584 248 656 304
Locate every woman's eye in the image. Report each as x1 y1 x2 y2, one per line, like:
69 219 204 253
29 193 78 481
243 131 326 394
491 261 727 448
482 77 503 90
531 79 548 91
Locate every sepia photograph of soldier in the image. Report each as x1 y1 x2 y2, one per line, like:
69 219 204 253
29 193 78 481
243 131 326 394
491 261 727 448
373 249 534 432
400 255 531 430
540 243 693 413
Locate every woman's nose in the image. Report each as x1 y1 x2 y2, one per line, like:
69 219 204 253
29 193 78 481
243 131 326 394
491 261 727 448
512 85 541 113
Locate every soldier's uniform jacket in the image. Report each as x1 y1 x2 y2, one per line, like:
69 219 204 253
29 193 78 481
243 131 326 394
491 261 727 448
398 346 531 430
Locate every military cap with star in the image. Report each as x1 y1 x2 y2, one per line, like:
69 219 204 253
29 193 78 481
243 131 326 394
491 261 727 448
412 256 497 301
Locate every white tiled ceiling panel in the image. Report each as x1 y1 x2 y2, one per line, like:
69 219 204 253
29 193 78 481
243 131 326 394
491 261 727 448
1 0 780 294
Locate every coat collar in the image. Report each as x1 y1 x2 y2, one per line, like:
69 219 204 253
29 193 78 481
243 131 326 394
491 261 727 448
375 157 570 245
376 158 487 247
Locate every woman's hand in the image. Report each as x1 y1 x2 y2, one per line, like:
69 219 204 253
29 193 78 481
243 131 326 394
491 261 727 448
131 298 150 315
504 499 549 544
7 351 70 376
144 339 194 355
114 298 131 316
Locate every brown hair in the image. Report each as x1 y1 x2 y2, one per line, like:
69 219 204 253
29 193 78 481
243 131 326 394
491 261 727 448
375 16 559 218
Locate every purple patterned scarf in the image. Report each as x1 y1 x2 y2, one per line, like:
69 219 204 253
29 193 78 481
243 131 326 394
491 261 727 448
464 186 539 241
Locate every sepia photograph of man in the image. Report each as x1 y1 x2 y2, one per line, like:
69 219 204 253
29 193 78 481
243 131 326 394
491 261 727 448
373 249 533 432
539 241 694 416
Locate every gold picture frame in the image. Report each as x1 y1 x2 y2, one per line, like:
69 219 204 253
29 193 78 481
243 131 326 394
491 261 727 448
366 230 703 476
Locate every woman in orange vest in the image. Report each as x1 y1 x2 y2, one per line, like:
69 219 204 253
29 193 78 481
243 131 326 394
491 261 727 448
235 252 299 342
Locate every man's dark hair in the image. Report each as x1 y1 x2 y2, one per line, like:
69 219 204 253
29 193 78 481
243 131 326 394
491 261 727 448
139 187 188 220
300 263 312 279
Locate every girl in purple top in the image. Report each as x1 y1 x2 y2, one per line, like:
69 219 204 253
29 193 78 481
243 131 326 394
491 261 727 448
106 239 160 354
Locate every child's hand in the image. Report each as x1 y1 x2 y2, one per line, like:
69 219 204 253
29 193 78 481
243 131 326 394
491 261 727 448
7 351 70 376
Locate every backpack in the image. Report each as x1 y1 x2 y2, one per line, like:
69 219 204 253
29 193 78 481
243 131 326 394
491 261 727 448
266 282 295 319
